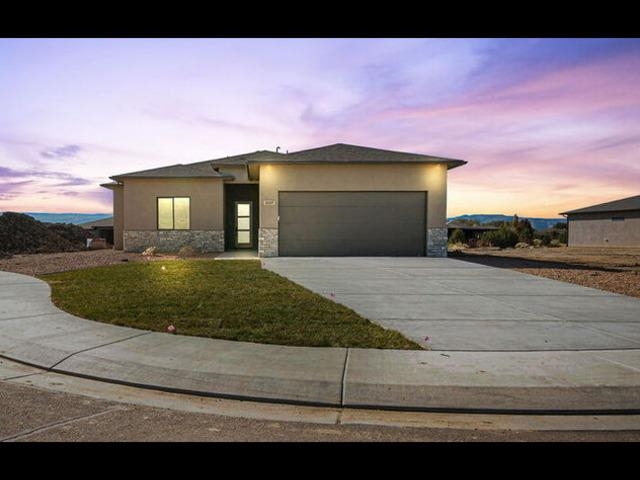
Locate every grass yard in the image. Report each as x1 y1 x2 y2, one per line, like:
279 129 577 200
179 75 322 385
42 260 420 350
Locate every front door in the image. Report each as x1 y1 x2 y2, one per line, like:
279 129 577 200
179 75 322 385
235 201 252 248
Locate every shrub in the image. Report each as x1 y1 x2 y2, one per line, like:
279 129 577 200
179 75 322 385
540 231 553 246
558 229 568 244
449 228 466 244
481 226 519 248
178 245 198 257
533 238 543 247
549 239 561 248
515 242 529 249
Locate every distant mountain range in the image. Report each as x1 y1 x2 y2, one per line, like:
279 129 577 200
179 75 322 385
4 212 113 225
2 211 564 230
448 214 566 230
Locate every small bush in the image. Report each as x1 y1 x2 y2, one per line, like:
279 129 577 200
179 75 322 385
481 226 519 249
549 239 561 248
533 238 543 247
449 228 466 244
178 245 197 257
448 242 469 252
558 229 568 244
515 242 529 249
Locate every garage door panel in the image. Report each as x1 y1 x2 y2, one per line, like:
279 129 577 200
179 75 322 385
280 206 421 226
280 191 421 207
279 192 426 256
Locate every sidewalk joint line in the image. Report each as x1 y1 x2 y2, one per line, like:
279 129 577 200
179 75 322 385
340 348 350 408
0 406 126 442
1 371 47 381
0 311 67 323
47 332 152 371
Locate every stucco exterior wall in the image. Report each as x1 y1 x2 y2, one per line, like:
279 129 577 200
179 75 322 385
122 178 224 231
217 165 256 184
112 185 124 250
258 163 448 229
568 210 640 246
258 163 448 257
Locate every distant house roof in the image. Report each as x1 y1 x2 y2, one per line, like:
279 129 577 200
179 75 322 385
79 217 113 229
560 195 640 215
109 143 467 181
447 222 499 231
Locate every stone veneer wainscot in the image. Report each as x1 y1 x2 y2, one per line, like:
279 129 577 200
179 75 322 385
123 230 224 253
259 228 278 257
427 227 448 257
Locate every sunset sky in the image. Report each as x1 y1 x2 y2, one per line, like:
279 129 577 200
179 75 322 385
1 38 639 218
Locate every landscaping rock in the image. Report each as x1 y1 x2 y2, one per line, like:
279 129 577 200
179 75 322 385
87 238 108 250
141 246 157 257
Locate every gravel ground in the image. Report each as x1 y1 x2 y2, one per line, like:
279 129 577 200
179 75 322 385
0 249 216 276
455 246 640 298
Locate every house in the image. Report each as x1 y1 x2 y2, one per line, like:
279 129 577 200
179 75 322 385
446 221 499 246
102 143 466 257
79 217 114 245
560 195 640 246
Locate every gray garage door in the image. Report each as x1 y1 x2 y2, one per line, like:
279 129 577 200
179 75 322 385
279 191 426 256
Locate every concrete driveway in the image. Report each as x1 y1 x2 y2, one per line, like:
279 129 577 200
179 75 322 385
263 257 640 351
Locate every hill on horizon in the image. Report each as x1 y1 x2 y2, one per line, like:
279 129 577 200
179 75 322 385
0 212 112 225
448 214 566 230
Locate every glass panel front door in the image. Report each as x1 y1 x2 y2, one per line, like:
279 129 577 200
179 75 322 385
235 201 252 247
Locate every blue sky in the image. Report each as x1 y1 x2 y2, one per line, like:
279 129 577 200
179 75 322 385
1 38 639 216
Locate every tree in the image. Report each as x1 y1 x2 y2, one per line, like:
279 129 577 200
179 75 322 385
449 228 466 244
481 226 519 248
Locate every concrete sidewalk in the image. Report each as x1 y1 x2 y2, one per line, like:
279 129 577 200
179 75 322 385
2 270 640 412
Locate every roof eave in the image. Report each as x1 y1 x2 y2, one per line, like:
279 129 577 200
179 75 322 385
561 207 638 215
246 159 467 167
110 174 235 181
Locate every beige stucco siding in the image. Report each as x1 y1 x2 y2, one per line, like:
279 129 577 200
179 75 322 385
258 163 448 229
217 165 256 184
568 210 640 246
112 185 124 250
123 178 224 231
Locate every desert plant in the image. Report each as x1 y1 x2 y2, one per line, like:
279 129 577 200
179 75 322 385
481 226 519 249
178 245 198 257
449 228 466 244
558 229 568 244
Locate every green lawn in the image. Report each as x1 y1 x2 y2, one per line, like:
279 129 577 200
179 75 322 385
42 260 421 350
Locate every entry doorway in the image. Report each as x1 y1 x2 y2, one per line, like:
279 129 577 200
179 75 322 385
224 184 259 251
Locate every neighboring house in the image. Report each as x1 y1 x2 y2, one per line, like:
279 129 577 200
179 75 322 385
446 222 499 247
79 217 114 245
560 195 640 246
102 143 466 257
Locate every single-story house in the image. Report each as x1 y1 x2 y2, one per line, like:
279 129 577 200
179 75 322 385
560 195 640 246
79 217 114 245
102 143 466 257
447 222 499 243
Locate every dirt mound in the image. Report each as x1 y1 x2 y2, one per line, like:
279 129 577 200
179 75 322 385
45 222 92 247
0 212 90 254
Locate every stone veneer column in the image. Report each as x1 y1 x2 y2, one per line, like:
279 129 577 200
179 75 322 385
258 228 278 257
427 227 448 257
123 230 224 253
